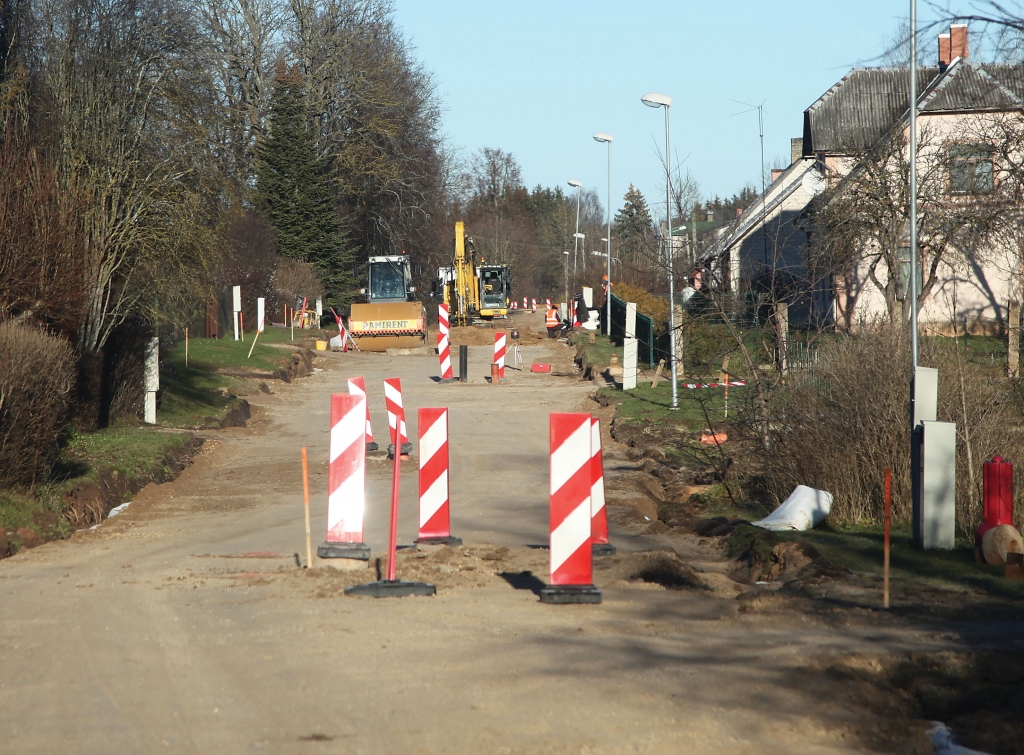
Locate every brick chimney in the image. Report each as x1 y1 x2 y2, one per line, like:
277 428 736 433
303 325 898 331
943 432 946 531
950 23 968 61
735 207 743 219
791 138 803 165
771 168 784 183
938 33 951 69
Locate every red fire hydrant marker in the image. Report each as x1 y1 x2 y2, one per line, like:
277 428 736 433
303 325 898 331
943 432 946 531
977 455 1015 544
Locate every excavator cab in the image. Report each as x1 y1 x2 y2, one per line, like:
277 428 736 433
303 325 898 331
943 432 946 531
478 265 511 318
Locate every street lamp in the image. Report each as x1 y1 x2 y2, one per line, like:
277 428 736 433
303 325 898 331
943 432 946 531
593 132 613 336
568 180 583 282
641 91 678 411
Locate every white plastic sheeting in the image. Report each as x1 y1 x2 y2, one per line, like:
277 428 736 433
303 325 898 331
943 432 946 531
329 335 343 348
752 485 832 532
929 722 992 754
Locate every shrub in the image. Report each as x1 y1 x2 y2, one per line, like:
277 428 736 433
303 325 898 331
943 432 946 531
761 324 1023 534
0 322 75 487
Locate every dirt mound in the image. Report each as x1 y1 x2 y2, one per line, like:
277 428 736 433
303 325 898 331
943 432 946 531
432 322 547 347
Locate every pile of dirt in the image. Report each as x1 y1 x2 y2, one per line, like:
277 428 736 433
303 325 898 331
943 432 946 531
434 323 547 347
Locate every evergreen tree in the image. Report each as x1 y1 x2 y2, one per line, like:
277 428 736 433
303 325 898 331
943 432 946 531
256 66 354 307
613 184 654 265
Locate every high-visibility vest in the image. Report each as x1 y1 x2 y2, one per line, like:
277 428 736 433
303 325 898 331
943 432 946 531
545 308 560 328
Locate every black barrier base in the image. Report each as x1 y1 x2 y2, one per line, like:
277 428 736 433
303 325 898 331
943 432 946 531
317 541 371 561
387 443 413 459
592 542 617 557
539 584 602 604
366 441 379 452
344 580 437 598
415 536 463 547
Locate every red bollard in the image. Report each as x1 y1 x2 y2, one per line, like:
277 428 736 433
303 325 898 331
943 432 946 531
976 455 1015 544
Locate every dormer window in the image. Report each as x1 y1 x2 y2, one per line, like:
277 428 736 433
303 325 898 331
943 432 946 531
949 144 994 194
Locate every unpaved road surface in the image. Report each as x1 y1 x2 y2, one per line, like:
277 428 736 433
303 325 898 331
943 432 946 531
2 313 951 753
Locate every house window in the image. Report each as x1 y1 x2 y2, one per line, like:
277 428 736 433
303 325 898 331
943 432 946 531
949 144 994 194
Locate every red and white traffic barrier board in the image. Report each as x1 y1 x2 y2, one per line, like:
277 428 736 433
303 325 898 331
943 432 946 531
383 377 409 452
416 408 462 545
540 413 601 603
493 331 506 382
590 417 615 555
522 297 527 309
531 298 537 312
437 303 453 380
318 393 371 561
347 376 376 450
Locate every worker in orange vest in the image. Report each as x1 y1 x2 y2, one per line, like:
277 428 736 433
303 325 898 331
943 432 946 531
545 304 562 339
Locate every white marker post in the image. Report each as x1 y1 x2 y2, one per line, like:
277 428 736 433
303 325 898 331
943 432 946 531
623 302 638 391
144 337 159 424
315 298 323 325
257 297 265 333
232 286 241 341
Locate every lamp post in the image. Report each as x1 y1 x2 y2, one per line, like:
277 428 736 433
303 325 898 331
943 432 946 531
593 133 613 336
641 92 678 410
568 180 583 283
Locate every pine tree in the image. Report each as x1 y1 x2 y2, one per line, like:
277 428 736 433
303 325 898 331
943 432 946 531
256 66 354 307
614 184 654 265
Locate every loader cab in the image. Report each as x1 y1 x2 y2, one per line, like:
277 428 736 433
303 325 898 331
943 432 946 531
366 255 415 303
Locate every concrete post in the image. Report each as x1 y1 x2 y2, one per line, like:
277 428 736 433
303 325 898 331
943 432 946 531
582 287 593 309
623 302 637 391
232 285 241 341
315 298 323 324
257 297 265 333
1008 301 1020 378
144 337 159 424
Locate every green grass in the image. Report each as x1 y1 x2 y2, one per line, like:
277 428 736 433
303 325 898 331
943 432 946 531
2 427 191 538
572 332 622 368
168 327 304 374
598 381 748 431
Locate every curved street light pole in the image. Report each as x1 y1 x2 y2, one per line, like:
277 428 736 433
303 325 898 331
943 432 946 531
642 92 678 410
593 133 613 336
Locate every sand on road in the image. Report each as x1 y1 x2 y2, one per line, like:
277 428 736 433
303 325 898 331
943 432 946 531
0 313 942 754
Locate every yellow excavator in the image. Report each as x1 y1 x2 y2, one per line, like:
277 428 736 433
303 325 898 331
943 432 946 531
439 222 511 324
348 253 427 351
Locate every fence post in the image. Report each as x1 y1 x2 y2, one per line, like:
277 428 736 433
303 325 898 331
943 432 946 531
1008 300 1020 378
774 301 789 374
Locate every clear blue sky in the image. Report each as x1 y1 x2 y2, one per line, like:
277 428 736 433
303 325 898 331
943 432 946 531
392 0 952 215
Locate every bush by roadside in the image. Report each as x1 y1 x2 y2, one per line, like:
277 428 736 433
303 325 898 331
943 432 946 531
0 322 75 488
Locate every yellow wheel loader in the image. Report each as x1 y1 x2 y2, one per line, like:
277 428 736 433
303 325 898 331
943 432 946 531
348 254 427 351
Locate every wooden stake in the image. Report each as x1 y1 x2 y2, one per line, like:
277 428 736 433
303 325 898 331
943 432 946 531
302 447 312 569
883 467 892 609
651 358 665 388
247 319 263 358
185 327 188 368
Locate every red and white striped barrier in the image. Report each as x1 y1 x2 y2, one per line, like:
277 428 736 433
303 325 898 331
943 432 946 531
512 301 517 310
590 417 615 555
531 298 537 312
383 377 410 457
437 304 454 381
540 413 601 603
522 297 527 309
493 331 506 382
318 393 371 561
416 408 462 546
347 376 377 451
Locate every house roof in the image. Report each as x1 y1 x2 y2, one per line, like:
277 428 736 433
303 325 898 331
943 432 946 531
804 67 938 153
700 158 822 264
803 60 1024 154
